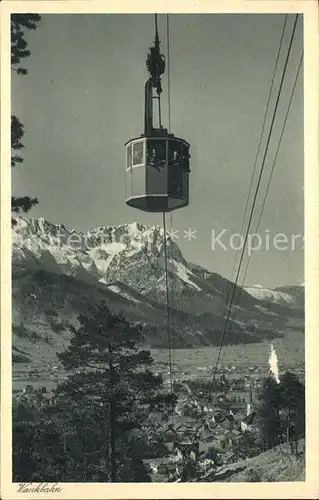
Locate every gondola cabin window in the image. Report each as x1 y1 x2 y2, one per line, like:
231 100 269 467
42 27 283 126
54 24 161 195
126 143 132 170
132 140 145 167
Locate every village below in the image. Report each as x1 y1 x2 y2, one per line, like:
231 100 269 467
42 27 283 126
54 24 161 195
13 333 305 482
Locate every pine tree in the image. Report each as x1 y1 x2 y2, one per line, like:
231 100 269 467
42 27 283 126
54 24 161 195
257 376 282 450
256 371 305 455
11 115 24 167
279 372 305 455
11 14 41 73
11 14 41 215
44 302 173 482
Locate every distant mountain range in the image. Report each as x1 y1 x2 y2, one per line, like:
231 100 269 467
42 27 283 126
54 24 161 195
243 285 304 310
12 216 304 364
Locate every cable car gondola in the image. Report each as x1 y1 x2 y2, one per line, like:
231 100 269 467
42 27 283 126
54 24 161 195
125 15 191 213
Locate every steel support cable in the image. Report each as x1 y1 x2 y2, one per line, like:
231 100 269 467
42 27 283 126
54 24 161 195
163 212 174 421
237 52 304 295
211 13 300 381
152 15 173 415
218 13 288 367
212 16 288 350
166 14 175 395
225 14 288 304
166 14 171 133
168 211 175 380
225 52 303 341
165 14 175 412
222 52 304 355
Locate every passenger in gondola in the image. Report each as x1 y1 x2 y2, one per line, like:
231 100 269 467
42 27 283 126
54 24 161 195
182 151 191 172
173 150 181 165
148 148 157 165
148 147 161 170
168 150 180 167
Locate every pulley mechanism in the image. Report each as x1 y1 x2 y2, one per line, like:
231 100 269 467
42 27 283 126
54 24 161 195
144 14 166 135
146 14 165 96
125 14 191 213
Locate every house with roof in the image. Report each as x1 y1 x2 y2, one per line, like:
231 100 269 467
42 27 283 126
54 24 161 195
175 423 200 441
240 411 257 432
222 450 237 464
208 424 227 442
173 441 200 461
221 429 242 450
200 438 223 458
211 409 226 424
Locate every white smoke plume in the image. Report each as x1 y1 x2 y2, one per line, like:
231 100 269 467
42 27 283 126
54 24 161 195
269 343 280 384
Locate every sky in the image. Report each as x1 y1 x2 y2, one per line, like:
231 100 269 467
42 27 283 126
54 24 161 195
11 13 304 288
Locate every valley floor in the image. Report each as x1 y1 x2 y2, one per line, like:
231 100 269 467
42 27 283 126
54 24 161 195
150 331 304 383
12 331 305 394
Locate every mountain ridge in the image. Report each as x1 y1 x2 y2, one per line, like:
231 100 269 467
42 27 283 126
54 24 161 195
12 216 304 363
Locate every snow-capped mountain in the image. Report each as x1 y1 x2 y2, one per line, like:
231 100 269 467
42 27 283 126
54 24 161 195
244 285 304 310
12 216 259 310
11 216 304 362
12 216 188 293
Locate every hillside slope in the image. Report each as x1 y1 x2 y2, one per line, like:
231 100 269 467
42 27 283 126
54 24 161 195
212 441 305 482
